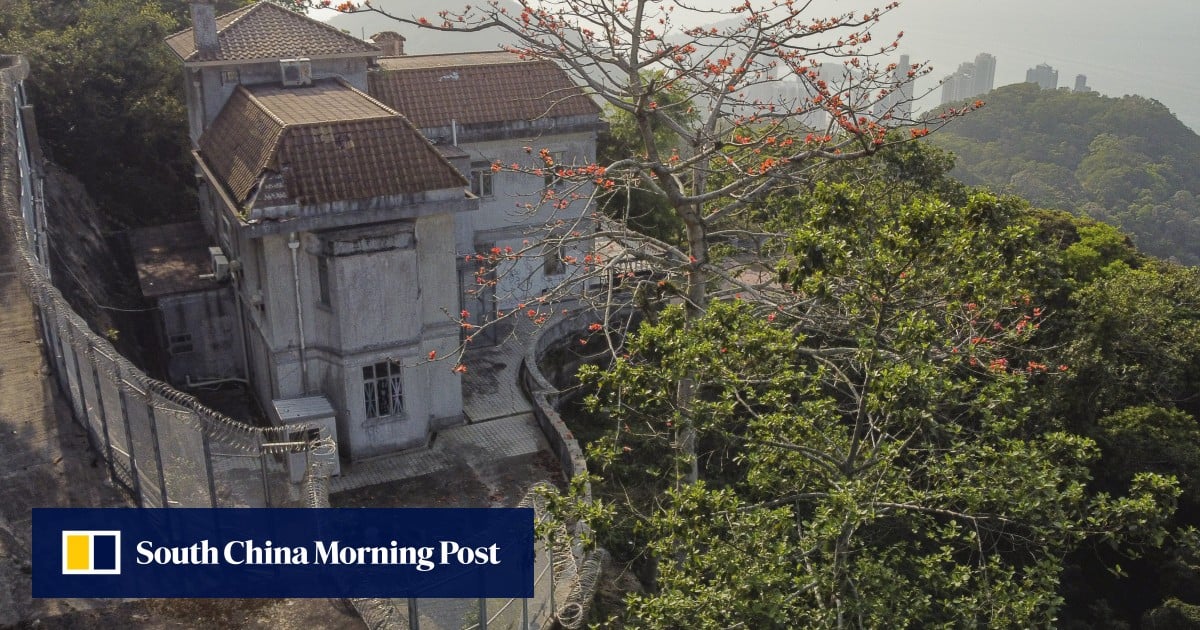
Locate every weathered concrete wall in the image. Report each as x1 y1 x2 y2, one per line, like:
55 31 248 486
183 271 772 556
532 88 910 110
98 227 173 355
460 131 597 236
158 287 243 384
232 210 468 459
520 306 608 486
454 130 599 315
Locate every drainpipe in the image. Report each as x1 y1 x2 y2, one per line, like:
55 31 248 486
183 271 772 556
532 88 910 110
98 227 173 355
451 118 458 146
231 263 253 386
288 233 309 391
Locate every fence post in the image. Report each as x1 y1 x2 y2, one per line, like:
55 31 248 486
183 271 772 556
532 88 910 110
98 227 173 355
116 385 143 505
200 424 218 508
259 434 272 507
549 535 556 617
88 349 118 488
67 328 88 429
144 398 170 507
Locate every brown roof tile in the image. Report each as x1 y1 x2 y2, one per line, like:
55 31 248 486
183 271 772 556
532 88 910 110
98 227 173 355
369 52 600 129
166 2 378 63
198 79 466 210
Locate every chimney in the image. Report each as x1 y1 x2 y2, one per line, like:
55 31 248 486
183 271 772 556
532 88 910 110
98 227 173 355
191 0 220 58
370 32 406 57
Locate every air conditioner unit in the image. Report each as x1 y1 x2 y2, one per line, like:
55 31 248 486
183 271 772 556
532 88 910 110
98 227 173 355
208 246 230 281
280 58 312 87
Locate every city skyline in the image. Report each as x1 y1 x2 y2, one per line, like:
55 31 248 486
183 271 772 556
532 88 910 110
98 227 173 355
311 0 1200 131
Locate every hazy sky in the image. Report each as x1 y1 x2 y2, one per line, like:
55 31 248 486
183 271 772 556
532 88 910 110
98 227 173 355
313 0 1200 131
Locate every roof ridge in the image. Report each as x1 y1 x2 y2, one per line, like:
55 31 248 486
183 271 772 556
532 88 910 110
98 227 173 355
231 1 380 55
166 1 379 63
292 4 382 53
221 0 266 34
164 3 255 46
238 85 289 129
395 50 516 59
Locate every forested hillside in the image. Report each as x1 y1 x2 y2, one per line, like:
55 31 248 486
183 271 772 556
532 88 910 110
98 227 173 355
930 82 1200 265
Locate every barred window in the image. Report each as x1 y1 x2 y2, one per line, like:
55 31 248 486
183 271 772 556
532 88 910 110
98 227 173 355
471 168 494 198
317 256 331 307
543 243 565 276
363 361 403 419
168 333 193 355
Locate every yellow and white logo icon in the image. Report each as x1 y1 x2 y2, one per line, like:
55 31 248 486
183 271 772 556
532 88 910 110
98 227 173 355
62 531 121 575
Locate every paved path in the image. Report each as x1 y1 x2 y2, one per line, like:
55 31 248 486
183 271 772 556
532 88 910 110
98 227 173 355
328 414 548 494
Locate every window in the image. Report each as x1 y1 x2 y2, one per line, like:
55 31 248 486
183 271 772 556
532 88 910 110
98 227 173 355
363 361 403 419
471 169 494 198
543 151 565 188
220 70 239 85
316 256 331 307
543 243 564 276
168 333 194 355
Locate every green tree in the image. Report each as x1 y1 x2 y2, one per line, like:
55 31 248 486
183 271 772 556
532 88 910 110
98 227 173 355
576 185 1178 627
1057 263 1200 423
0 0 261 226
2 0 197 224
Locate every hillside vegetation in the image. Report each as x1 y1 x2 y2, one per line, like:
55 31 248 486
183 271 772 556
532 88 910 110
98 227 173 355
930 82 1200 265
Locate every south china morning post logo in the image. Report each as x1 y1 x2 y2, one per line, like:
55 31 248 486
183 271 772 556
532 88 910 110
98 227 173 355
34 508 533 598
61 530 121 575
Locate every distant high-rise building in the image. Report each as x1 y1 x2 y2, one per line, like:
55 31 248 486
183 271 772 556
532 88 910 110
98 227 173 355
874 54 913 122
1073 74 1091 93
1026 63 1059 90
940 53 995 105
972 53 996 96
941 72 965 105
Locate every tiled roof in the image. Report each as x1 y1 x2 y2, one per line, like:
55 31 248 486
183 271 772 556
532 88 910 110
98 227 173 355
129 222 220 299
369 52 600 129
166 2 378 63
198 79 466 209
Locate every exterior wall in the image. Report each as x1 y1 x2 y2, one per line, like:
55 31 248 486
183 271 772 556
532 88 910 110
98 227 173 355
157 287 243 385
228 208 467 460
453 130 599 314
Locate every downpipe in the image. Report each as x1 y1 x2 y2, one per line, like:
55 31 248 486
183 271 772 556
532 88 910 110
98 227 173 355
288 233 309 391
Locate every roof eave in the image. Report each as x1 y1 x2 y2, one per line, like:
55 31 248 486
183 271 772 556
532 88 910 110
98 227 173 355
181 50 380 68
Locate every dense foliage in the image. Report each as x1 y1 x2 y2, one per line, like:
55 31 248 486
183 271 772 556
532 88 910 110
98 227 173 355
930 82 1200 265
0 0 261 226
572 142 1200 627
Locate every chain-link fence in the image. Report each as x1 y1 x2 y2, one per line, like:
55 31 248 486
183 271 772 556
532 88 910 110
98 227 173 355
343 483 607 630
3 54 602 628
